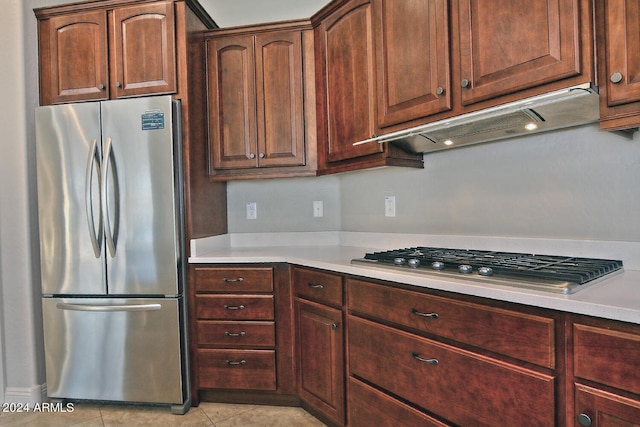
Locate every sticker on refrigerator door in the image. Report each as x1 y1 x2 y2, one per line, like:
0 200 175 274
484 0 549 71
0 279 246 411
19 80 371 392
141 111 165 130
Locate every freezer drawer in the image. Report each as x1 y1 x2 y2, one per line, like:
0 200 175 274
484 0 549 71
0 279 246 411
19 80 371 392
42 297 184 404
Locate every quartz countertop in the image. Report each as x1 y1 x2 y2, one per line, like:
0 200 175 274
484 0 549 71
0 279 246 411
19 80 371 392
189 232 640 325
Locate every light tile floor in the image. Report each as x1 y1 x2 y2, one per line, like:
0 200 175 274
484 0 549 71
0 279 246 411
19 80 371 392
0 402 327 426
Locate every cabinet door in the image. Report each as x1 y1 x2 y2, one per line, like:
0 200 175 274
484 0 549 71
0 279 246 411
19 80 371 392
458 0 583 106
295 299 345 425
373 0 451 128
207 35 257 170
601 0 640 107
321 0 381 162
255 31 306 167
43 10 109 104
111 1 177 98
575 384 640 426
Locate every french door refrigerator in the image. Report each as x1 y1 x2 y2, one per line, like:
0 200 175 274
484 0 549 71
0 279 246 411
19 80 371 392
35 95 190 414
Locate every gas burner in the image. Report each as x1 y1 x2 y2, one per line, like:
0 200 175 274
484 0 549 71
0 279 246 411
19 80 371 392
352 246 623 294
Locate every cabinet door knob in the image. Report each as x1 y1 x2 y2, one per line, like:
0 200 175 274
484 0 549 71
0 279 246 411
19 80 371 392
461 79 470 88
259 153 265 158
577 413 592 427
98 83 105 90
115 82 122 88
436 86 444 96
610 72 623 84
331 323 338 330
249 153 256 159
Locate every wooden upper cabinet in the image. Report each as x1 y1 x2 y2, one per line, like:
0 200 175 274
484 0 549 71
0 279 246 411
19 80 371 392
207 35 257 170
111 2 177 98
36 1 178 105
457 0 585 106
206 28 308 174
255 31 305 168
42 10 109 104
320 0 381 162
373 0 451 129
597 0 640 130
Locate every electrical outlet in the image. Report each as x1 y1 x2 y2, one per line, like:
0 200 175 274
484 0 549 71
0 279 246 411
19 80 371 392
246 202 257 220
385 196 396 217
313 200 323 217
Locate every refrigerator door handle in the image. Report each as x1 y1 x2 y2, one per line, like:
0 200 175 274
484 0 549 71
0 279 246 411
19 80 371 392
85 138 103 258
101 137 119 258
56 302 162 312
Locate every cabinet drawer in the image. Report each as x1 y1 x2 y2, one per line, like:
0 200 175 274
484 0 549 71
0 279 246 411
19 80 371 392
197 320 275 347
348 316 555 427
198 349 276 390
348 377 448 427
347 278 555 368
194 267 273 292
196 295 274 320
292 267 343 307
574 323 640 394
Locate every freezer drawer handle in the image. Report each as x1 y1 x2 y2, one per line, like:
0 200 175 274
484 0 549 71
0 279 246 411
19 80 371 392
224 305 245 310
226 359 247 366
85 138 103 258
56 303 162 312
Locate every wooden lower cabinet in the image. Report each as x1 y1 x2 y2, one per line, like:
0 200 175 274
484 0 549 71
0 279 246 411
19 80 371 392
348 315 556 426
348 377 448 427
189 264 295 406
570 316 640 426
294 296 345 426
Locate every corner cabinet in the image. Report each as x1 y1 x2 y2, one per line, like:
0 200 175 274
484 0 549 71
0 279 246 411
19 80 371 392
313 0 424 174
205 21 318 180
292 267 346 426
36 0 177 105
596 0 640 131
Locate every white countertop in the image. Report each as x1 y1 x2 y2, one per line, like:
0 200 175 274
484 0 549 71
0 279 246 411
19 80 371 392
189 232 640 325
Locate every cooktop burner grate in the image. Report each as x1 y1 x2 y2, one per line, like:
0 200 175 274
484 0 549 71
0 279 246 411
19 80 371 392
353 247 623 294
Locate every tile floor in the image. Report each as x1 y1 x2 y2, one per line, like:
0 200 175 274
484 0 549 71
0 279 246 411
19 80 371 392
0 401 327 426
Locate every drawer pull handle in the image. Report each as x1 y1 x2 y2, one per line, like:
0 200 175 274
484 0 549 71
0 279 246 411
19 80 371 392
223 277 244 283
412 352 439 365
226 359 247 366
225 331 246 337
224 305 245 310
308 283 324 290
411 308 439 319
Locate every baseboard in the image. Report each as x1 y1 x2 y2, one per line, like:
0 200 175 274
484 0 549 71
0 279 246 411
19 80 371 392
4 383 46 404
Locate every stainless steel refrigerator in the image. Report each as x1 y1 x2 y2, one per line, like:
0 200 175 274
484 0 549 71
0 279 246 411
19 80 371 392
35 95 190 414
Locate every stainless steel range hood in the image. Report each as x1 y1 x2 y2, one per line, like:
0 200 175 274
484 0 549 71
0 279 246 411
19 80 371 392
354 83 599 153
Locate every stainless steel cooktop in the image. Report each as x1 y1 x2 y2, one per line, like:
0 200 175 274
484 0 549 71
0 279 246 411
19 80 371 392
351 247 623 294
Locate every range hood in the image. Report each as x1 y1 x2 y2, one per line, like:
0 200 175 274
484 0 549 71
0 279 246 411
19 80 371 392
354 83 600 153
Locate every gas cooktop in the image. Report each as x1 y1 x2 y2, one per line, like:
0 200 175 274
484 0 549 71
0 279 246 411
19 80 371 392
351 247 623 294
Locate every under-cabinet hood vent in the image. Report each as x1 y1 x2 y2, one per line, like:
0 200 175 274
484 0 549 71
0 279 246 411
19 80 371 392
354 83 600 154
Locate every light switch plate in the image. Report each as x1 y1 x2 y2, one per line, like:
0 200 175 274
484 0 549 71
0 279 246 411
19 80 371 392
313 201 323 217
